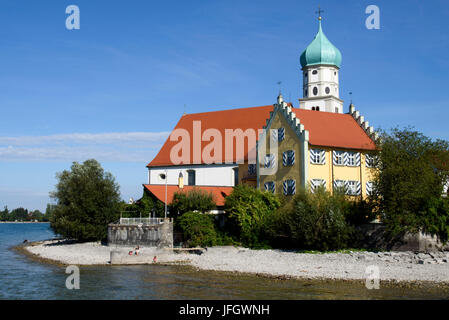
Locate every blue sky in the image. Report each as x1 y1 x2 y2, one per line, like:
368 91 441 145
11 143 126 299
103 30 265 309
1 0 448 212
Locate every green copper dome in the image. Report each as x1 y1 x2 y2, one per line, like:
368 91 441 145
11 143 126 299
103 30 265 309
300 19 342 68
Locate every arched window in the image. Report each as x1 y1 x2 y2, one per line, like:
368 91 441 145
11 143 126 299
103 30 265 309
316 106 320 111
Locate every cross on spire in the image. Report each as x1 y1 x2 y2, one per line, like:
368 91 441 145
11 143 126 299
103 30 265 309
316 6 324 20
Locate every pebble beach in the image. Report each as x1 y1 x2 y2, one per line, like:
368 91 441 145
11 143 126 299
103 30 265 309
23 240 449 284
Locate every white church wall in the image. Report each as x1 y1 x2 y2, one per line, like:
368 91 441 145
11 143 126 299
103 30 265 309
148 164 238 187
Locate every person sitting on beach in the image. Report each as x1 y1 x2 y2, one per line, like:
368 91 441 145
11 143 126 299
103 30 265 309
134 246 140 255
153 256 157 263
128 250 133 255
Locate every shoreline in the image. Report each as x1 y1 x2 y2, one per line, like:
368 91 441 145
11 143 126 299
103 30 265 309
16 240 449 289
1 221 49 224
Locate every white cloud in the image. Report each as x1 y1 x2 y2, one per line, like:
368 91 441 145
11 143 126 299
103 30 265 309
0 132 170 162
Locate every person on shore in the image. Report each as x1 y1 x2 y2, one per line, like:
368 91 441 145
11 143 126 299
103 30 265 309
134 246 140 255
153 256 157 263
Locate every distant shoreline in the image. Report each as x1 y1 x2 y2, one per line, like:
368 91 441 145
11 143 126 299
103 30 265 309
0 221 50 224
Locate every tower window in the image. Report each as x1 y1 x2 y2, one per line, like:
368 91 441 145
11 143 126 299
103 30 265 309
325 87 330 94
312 107 315 111
313 87 318 96
334 72 336 75
312 70 318 75
305 89 308 97
335 107 339 113
316 106 320 111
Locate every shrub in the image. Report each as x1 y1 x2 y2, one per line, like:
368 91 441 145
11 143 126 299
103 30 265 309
177 211 218 247
170 188 215 216
224 184 281 248
268 187 353 251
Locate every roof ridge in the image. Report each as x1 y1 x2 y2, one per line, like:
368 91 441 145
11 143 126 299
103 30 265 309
184 104 273 116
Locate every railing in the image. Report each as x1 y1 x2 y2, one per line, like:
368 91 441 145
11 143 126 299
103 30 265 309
119 217 164 225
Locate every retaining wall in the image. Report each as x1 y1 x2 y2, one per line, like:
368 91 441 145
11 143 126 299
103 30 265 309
107 219 173 248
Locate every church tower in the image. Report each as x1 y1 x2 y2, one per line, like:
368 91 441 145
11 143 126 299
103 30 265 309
299 15 343 113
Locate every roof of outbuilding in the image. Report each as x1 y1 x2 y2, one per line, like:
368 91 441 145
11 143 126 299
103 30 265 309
143 184 233 206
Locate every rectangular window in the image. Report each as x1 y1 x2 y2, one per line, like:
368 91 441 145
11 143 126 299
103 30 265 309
264 154 275 169
365 154 374 168
333 151 344 166
310 149 325 164
278 128 285 142
283 150 295 166
346 180 361 196
347 152 356 166
333 179 346 193
248 164 256 175
283 179 296 195
310 179 326 193
187 170 196 186
264 181 275 193
233 168 239 186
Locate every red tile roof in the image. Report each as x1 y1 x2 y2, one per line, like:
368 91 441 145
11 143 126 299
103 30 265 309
147 105 273 167
147 105 376 167
143 184 233 206
293 109 376 150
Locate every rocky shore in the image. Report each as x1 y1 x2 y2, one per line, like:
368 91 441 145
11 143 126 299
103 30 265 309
22 240 449 284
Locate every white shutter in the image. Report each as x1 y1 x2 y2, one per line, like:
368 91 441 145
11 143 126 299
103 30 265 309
320 150 326 164
355 153 361 166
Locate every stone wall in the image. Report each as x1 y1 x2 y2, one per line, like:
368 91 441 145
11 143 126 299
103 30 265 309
358 223 449 252
107 219 173 248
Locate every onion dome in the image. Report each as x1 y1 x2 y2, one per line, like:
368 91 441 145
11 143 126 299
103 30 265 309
300 19 342 69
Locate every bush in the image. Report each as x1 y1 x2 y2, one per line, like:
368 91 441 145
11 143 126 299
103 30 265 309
170 188 215 216
50 159 121 242
268 187 353 251
224 184 281 248
177 211 218 247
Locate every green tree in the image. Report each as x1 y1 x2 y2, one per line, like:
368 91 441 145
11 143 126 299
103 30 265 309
224 184 281 248
268 187 353 251
373 128 449 242
170 188 215 216
50 159 121 242
10 208 29 221
0 206 9 221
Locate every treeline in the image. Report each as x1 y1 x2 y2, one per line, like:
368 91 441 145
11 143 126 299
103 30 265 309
0 204 54 222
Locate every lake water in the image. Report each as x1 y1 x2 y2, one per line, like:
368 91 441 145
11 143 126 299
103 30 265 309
0 223 448 300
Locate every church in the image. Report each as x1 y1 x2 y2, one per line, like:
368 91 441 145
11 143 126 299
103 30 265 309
143 16 378 209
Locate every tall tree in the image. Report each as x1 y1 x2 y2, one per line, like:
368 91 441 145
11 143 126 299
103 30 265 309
50 159 121 241
373 128 449 242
